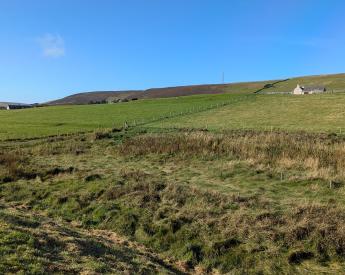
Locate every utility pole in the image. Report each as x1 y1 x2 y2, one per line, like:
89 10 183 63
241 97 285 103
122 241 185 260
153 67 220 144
222 72 225 84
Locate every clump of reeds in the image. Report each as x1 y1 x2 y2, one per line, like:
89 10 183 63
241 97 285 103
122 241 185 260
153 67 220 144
0 151 27 182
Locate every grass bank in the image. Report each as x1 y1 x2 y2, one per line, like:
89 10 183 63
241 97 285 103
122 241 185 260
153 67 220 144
1 129 345 273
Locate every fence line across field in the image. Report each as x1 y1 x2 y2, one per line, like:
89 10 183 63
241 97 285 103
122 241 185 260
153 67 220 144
125 97 246 129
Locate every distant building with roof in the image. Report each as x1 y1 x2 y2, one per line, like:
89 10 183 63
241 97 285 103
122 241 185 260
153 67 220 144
293 84 326 95
0 102 33 110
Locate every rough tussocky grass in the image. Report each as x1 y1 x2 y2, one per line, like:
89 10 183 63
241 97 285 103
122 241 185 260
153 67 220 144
0 205 184 274
1 129 345 273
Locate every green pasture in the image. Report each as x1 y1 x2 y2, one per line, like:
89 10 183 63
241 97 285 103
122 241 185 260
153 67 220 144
2 91 345 140
150 93 345 133
0 93 242 140
258 73 345 94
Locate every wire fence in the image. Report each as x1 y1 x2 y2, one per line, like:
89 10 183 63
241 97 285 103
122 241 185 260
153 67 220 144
124 95 252 129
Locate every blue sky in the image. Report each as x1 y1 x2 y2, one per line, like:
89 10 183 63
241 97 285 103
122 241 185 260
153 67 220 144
1 0 345 103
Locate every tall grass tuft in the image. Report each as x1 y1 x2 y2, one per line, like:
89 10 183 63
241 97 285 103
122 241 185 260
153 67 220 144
120 130 345 181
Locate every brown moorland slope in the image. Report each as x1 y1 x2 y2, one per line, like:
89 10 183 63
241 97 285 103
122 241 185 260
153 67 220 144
47 73 345 105
46 80 270 105
47 90 140 105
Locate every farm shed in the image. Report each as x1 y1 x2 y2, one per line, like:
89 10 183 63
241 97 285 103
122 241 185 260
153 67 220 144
293 84 326 95
0 103 33 110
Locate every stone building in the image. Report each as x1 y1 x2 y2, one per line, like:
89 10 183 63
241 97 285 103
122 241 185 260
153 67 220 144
293 84 326 95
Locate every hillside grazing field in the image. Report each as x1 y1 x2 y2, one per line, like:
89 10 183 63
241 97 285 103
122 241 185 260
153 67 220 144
48 80 270 105
257 73 345 94
3 92 345 141
49 73 345 104
0 93 243 140
151 93 345 133
2 73 345 140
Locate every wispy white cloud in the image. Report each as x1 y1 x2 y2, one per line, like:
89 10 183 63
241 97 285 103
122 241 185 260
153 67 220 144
37 34 65 58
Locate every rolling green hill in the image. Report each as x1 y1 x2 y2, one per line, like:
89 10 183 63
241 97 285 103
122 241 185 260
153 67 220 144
47 73 345 104
0 93 242 140
256 73 345 94
46 80 270 105
1 73 345 141
150 93 345 133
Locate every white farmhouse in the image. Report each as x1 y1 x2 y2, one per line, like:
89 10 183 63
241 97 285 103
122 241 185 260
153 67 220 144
293 84 326 95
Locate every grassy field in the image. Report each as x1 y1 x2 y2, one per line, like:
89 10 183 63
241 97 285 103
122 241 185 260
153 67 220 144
0 93 243 140
49 73 345 105
1 129 345 273
2 73 345 141
257 73 345 94
3 92 345 141
150 93 345 133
